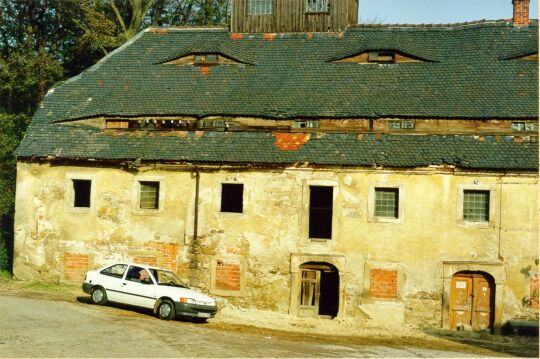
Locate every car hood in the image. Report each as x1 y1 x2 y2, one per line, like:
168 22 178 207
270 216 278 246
155 285 215 304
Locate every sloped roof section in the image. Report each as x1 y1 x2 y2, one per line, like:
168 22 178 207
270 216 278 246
31 21 537 123
17 21 538 170
16 126 538 170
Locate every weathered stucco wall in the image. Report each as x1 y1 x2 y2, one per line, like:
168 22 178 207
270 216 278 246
13 161 539 328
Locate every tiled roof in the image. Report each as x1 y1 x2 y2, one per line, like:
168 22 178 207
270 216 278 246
16 126 538 170
32 20 537 122
17 21 538 170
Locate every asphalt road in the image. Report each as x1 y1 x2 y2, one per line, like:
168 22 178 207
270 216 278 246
0 295 503 357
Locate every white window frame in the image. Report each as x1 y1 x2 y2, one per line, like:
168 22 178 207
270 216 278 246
456 184 496 228
248 0 272 15
367 183 404 224
305 0 330 13
132 176 165 215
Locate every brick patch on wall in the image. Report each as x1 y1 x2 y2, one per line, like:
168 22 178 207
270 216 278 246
142 242 178 270
64 252 89 281
215 261 241 291
132 256 158 267
530 274 539 309
370 268 398 299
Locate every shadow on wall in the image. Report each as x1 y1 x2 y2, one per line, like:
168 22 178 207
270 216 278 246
0 213 14 274
422 327 539 357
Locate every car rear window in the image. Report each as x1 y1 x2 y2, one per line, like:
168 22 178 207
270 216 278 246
100 264 128 278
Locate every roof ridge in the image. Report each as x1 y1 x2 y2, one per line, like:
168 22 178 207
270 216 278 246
350 18 538 29
147 26 229 32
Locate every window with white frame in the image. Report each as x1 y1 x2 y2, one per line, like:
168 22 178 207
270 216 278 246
248 0 272 15
139 181 160 209
463 190 490 222
306 0 330 13
374 188 399 218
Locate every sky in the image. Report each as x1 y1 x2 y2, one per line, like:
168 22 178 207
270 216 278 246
359 0 539 24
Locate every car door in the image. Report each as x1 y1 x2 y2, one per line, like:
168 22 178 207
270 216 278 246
96 264 128 302
118 265 157 309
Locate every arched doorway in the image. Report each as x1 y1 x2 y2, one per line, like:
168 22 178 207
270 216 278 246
298 262 339 318
450 271 495 331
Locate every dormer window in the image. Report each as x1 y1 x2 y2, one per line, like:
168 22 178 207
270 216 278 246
293 120 320 129
333 50 425 64
369 52 395 63
306 0 330 13
194 54 219 66
388 120 415 130
163 53 244 66
248 0 272 15
508 53 538 61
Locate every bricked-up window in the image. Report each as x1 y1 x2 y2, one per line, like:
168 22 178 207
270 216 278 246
309 186 333 239
248 0 272 15
305 0 330 13
375 188 399 218
215 261 241 291
140 181 160 209
463 190 490 222
221 184 243 213
370 269 398 299
73 179 91 208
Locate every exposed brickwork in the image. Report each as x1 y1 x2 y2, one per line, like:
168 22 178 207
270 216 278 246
370 269 398 299
132 256 157 267
64 252 89 281
141 242 178 270
530 274 539 309
513 0 530 26
215 261 241 291
274 133 310 151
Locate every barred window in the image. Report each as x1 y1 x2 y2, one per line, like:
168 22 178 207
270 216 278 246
248 0 272 15
374 188 399 218
306 0 330 13
140 181 160 209
463 190 490 222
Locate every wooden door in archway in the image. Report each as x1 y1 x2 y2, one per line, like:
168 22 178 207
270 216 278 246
450 272 494 331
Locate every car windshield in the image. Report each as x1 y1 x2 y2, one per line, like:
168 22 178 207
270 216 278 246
152 269 188 288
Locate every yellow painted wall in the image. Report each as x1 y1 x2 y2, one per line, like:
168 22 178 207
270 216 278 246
13 161 539 325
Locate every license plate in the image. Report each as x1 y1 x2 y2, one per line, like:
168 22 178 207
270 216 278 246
197 312 211 318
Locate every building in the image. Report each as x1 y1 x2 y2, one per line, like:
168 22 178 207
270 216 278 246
14 0 538 332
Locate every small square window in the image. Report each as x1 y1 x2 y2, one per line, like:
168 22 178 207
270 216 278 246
463 190 489 222
194 55 205 64
388 121 401 129
369 51 396 63
401 121 415 129
512 122 526 132
248 0 272 15
140 181 160 209
305 0 330 13
525 122 538 132
374 188 399 218
206 54 218 63
221 184 243 213
73 179 91 208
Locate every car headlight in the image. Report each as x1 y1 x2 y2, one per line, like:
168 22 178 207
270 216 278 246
179 297 196 304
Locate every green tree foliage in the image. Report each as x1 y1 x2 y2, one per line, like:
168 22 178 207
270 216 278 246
0 0 228 272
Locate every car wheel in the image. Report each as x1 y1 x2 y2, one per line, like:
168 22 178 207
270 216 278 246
157 299 175 320
90 286 107 305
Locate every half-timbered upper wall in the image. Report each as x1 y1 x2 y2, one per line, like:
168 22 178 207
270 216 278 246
230 0 359 33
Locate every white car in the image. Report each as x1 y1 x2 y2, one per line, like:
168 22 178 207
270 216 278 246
82 262 218 321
